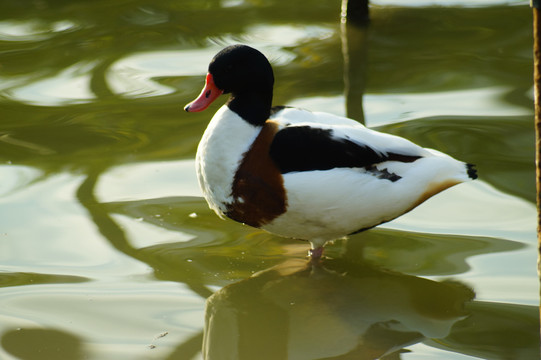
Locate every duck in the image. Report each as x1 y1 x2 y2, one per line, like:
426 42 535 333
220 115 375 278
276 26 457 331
184 44 477 259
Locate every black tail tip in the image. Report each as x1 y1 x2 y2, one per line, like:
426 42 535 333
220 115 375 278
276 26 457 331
466 163 478 180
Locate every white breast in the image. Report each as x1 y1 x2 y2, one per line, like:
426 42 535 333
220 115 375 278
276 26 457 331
196 105 261 217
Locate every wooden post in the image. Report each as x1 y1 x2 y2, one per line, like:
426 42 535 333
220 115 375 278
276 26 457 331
533 2 541 269
532 0 541 342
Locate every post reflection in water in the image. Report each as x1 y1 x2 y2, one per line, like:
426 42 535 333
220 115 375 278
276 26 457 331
341 0 370 124
203 257 474 360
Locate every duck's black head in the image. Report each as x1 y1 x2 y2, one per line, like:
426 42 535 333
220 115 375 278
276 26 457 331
184 45 275 126
210 45 274 96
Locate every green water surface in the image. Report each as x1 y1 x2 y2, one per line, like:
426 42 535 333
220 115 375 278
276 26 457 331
0 0 539 359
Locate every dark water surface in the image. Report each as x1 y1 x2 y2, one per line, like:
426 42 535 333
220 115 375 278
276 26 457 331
0 0 539 359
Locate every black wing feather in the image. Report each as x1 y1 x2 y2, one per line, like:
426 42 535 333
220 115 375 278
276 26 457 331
269 126 420 174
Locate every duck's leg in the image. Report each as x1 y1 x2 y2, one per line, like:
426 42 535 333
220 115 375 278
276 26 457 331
308 239 327 261
309 246 324 261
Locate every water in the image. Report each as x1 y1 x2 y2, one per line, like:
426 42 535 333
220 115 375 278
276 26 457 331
0 1 538 359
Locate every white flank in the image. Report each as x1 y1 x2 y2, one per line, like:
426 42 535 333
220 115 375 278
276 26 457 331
261 107 473 247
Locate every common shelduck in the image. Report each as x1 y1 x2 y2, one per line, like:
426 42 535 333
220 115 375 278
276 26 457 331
184 44 477 259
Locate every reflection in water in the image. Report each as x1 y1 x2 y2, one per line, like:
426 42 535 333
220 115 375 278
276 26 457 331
203 258 474 360
341 0 369 124
0 272 89 288
2 328 83 360
429 301 540 360
203 255 540 360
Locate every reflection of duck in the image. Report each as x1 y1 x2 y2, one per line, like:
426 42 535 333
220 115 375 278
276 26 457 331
202 258 474 360
185 45 477 258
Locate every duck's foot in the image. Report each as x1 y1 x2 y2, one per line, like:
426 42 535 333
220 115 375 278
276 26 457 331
308 247 324 261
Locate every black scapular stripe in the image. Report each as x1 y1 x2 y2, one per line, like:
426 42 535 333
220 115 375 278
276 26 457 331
268 126 421 174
